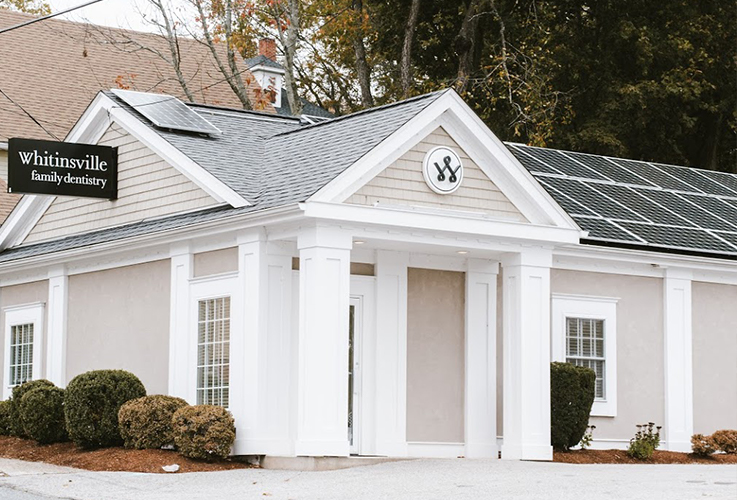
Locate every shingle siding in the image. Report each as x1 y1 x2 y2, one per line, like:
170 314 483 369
347 127 526 222
24 124 217 244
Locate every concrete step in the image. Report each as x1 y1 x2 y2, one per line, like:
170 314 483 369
259 455 410 471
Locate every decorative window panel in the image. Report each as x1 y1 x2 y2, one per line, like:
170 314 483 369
9 323 34 387
565 317 605 398
196 296 230 407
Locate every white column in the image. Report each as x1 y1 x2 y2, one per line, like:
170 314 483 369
465 259 499 458
232 229 267 454
46 266 68 386
295 226 352 456
168 243 191 400
374 250 409 457
501 249 553 461
663 268 693 452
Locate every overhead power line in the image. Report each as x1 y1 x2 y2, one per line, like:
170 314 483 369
0 0 106 35
0 88 61 141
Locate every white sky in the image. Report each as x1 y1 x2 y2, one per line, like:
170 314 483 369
46 0 162 32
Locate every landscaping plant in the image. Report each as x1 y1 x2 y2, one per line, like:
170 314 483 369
10 379 55 437
19 385 67 444
712 430 737 454
64 370 146 448
0 400 12 436
119 395 188 449
550 362 596 450
579 424 596 450
691 433 717 457
627 422 661 460
172 405 236 461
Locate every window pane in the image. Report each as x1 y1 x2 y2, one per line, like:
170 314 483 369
565 317 605 399
196 297 230 407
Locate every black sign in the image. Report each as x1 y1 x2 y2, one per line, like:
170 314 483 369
8 138 118 199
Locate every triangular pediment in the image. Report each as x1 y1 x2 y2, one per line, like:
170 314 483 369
23 123 219 244
345 126 528 223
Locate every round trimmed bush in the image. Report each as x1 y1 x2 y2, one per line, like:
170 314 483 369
119 395 188 449
10 379 55 437
172 405 235 461
712 430 737 454
691 433 717 457
64 370 146 448
0 400 12 436
550 362 596 451
19 385 67 444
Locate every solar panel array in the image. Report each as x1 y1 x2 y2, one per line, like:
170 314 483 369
111 89 222 136
507 143 737 257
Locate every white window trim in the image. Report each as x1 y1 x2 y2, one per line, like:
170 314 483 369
187 276 237 408
551 294 618 417
3 302 45 400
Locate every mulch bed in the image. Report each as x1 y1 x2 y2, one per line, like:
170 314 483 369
0 436 252 473
554 448 737 464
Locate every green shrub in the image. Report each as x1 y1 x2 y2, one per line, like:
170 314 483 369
64 370 146 448
19 386 67 444
10 380 55 437
119 395 188 449
691 433 717 457
712 430 737 454
627 422 661 460
0 400 12 436
550 362 596 450
172 405 235 461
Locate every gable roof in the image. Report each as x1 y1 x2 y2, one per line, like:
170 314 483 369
244 54 285 71
509 143 737 258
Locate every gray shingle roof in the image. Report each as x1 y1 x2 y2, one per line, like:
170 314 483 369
244 54 284 70
0 90 445 263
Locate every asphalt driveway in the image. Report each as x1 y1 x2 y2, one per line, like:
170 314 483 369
0 457 735 500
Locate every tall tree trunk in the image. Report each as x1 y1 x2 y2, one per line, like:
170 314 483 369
276 0 303 115
352 0 374 108
400 0 421 98
150 0 195 102
455 0 485 94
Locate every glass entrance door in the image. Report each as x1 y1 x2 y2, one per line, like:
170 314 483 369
348 296 362 454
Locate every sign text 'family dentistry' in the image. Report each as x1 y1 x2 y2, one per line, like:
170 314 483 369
8 138 118 199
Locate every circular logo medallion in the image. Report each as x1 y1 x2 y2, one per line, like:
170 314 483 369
422 146 463 195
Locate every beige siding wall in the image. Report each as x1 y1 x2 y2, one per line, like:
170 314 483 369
551 269 664 440
406 268 465 443
0 149 7 181
193 247 238 278
347 127 527 222
24 124 217 243
0 280 49 381
66 260 170 394
692 281 737 434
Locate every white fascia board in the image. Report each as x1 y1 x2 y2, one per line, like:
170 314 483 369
0 142 8 150
250 63 286 75
301 201 581 246
0 195 54 251
554 243 737 283
309 89 578 231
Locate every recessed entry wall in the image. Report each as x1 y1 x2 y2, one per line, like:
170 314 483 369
193 247 238 277
406 268 465 443
66 260 170 393
692 281 737 433
0 280 49 381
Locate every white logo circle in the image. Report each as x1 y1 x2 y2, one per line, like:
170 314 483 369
422 146 463 194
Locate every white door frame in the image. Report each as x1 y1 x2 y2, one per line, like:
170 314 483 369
350 275 376 456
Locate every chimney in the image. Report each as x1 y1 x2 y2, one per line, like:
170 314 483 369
259 38 277 62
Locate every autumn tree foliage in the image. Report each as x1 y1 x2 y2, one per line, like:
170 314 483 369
0 0 49 15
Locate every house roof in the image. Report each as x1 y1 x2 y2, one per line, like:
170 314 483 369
508 143 737 258
244 54 285 71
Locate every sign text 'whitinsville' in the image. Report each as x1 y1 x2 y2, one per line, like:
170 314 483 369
8 138 118 199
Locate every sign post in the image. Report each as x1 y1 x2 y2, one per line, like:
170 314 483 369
8 138 118 200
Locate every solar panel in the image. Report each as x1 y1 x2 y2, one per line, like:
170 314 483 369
507 144 563 175
638 189 735 232
617 222 736 254
589 183 694 227
679 194 737 228
111 89 222 136
537 180 598 216
694 169 737 195
651 162 736 196
541 177 647 221
565 152 655 187
607 158 696 192
515 146 608 180
573 217 641 243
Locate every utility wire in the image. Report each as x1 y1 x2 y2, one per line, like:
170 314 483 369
0 0 106 35
0 88 61 141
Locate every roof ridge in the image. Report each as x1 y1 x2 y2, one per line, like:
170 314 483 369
188 102 301 121
271 89 449 138
507 142 736 178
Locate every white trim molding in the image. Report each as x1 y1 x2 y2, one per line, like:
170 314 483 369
551 293 618 417
663 268 693 452
2 302 45 399
46 266 68 387
407 442 465 458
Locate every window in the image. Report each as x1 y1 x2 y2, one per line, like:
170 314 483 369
3 303 44 399
196 296 230 407
552 294 617 417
